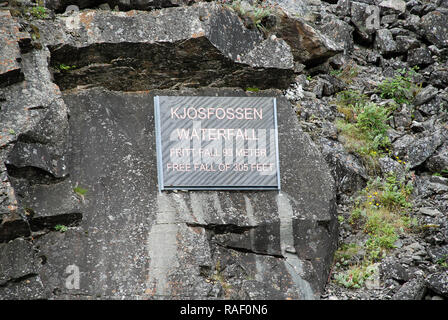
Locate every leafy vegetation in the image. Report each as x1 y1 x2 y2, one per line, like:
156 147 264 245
377 67 421 105
54 224 68 233
336 100 394 172
245 87 260 92
57 64 78 71
334 172 417 289
329 65 426 290
330 63 360 84
226 0 273 31
436 255 448 269
74 186 87 195
334 264 377 289
28 6 48 19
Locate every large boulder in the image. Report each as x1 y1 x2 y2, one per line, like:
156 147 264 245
420 10 448 48
271 12 343 67
35 3 295 91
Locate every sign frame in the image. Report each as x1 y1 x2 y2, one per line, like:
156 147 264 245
154 96 281 191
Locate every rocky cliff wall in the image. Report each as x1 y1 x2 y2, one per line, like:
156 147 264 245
0 0 447 300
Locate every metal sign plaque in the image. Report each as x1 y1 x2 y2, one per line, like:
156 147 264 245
154 96 280 191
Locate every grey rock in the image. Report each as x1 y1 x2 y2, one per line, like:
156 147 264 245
414 85 437 106
375 29 398 55
6 141 68 181
393 130 446 169
429 68 448 88
427 245 448 264
420 10 448 48
381 259 410 282
378 156 406 179
43 3 296 91
395 36 421 53
320 19 354 53
45 0 200 12
407 47 434 67
238 279 286 300
272 13 343 67
419 207 442 217
321 138 368 195
392 276 427 300
425 141 448 173
0 274 47 299
393 105 412 130
417 95 448 116
0 11 25 88
351 2 377 42
379 0 406 14
336 0 351 16
426 272 448 296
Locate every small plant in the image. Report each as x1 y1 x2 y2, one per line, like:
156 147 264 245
333 63 360 84
8 129 16 135
330 69 343 77
54 224 68 233
227 0 273 31
74 186 88 202
28 6 48 19
336 102 393 170
334 264 376 289
335 90 368 122
377 67 420 105
57 64 77 71
335 243 362 265
210 260 232 298
436 255 448 269
74 186 88 196
435 169 448 178
245 87 259 92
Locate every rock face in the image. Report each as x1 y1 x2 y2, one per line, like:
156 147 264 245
0 2 339 300
44 0 200 12
1 87 338 299
420 10 448 48
0 11 25 88
39 4 295 91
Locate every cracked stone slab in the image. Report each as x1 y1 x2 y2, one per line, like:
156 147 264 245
44 0 204 13
32 3 295 91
